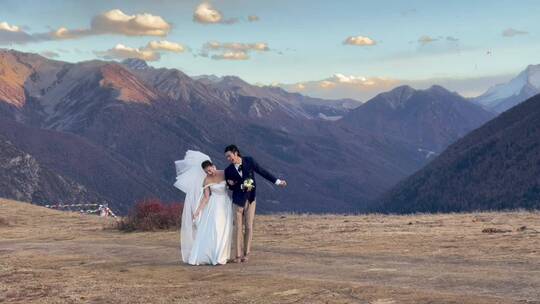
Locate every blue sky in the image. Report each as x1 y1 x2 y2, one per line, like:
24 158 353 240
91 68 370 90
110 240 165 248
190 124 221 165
1 0 539 100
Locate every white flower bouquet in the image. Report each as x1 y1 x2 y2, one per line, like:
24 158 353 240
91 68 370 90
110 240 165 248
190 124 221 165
241 178 255 192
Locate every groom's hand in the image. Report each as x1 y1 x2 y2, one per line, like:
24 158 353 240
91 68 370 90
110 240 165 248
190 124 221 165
227 179 236 186
278 180 287 188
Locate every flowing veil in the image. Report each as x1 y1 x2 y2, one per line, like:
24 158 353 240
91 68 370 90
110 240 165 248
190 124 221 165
173 150 211 263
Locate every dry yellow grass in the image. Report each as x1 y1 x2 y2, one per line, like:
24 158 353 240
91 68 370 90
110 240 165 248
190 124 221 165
1 198 539 303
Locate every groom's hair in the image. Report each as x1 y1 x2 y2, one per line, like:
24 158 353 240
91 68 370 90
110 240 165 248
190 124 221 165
201 160 213 169
224 144 241 156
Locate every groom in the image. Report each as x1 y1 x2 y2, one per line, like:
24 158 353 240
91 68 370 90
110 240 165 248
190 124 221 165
224 145 287 263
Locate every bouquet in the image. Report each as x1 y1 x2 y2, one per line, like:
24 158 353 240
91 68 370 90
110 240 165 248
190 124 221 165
241 178 255 192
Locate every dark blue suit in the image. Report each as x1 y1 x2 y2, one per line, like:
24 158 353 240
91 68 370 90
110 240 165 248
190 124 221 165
224 156 277 207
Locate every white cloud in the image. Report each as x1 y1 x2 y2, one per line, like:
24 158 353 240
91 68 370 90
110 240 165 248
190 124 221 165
418 35 438 45
413 35 460 55
193 2 237 24
502 28 528 37
194 3 222 23
332 73 368 84
91 9 171 36
0 21 20 32
0 21 36 44
278 73 514 102
146 40 185 52
251 42 269 51
95 44 161 61
49 9 172 39
319 80 337 89
205 41 269 52
1 9 171 45
278 74 401 100
212 51 249 60
50 27 91 39
203 41 269 60
319 74 390 89
94 40 187 62
343 35 376 46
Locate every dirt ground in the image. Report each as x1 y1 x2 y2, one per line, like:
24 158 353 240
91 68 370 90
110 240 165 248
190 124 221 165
1 198 539 304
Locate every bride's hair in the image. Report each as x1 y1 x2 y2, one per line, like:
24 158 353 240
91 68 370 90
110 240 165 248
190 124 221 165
201 160 213 169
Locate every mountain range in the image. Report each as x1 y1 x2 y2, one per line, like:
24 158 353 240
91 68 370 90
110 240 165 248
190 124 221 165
376 93 540 213
340 85 495 155
0 49 501 213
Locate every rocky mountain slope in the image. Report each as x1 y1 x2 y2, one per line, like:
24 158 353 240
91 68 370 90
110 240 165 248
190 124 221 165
376 93 540 213
0 135 105 205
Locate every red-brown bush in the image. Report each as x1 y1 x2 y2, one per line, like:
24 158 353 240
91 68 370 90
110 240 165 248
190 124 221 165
116 199 183 232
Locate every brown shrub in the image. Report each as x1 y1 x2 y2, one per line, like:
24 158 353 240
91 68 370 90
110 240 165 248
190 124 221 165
116 199 183 232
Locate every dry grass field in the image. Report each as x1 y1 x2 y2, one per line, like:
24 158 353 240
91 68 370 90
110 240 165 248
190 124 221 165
1 198 539 304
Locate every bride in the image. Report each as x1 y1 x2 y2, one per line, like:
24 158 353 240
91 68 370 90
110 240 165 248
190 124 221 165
173 151 233 265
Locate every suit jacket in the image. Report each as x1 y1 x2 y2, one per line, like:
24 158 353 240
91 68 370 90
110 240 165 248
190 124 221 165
224 156 277 207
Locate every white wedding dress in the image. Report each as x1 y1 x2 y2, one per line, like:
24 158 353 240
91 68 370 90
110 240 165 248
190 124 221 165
188 181 233 265
173 150 233 265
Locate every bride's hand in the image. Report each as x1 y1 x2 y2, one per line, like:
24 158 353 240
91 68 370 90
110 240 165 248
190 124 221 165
192 211 199 221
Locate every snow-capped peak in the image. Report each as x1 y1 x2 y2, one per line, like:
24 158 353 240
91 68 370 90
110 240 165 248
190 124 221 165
525 64 540 88
476 64 540 107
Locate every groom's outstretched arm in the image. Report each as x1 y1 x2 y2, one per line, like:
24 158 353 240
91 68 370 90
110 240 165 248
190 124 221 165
249 157 280 185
